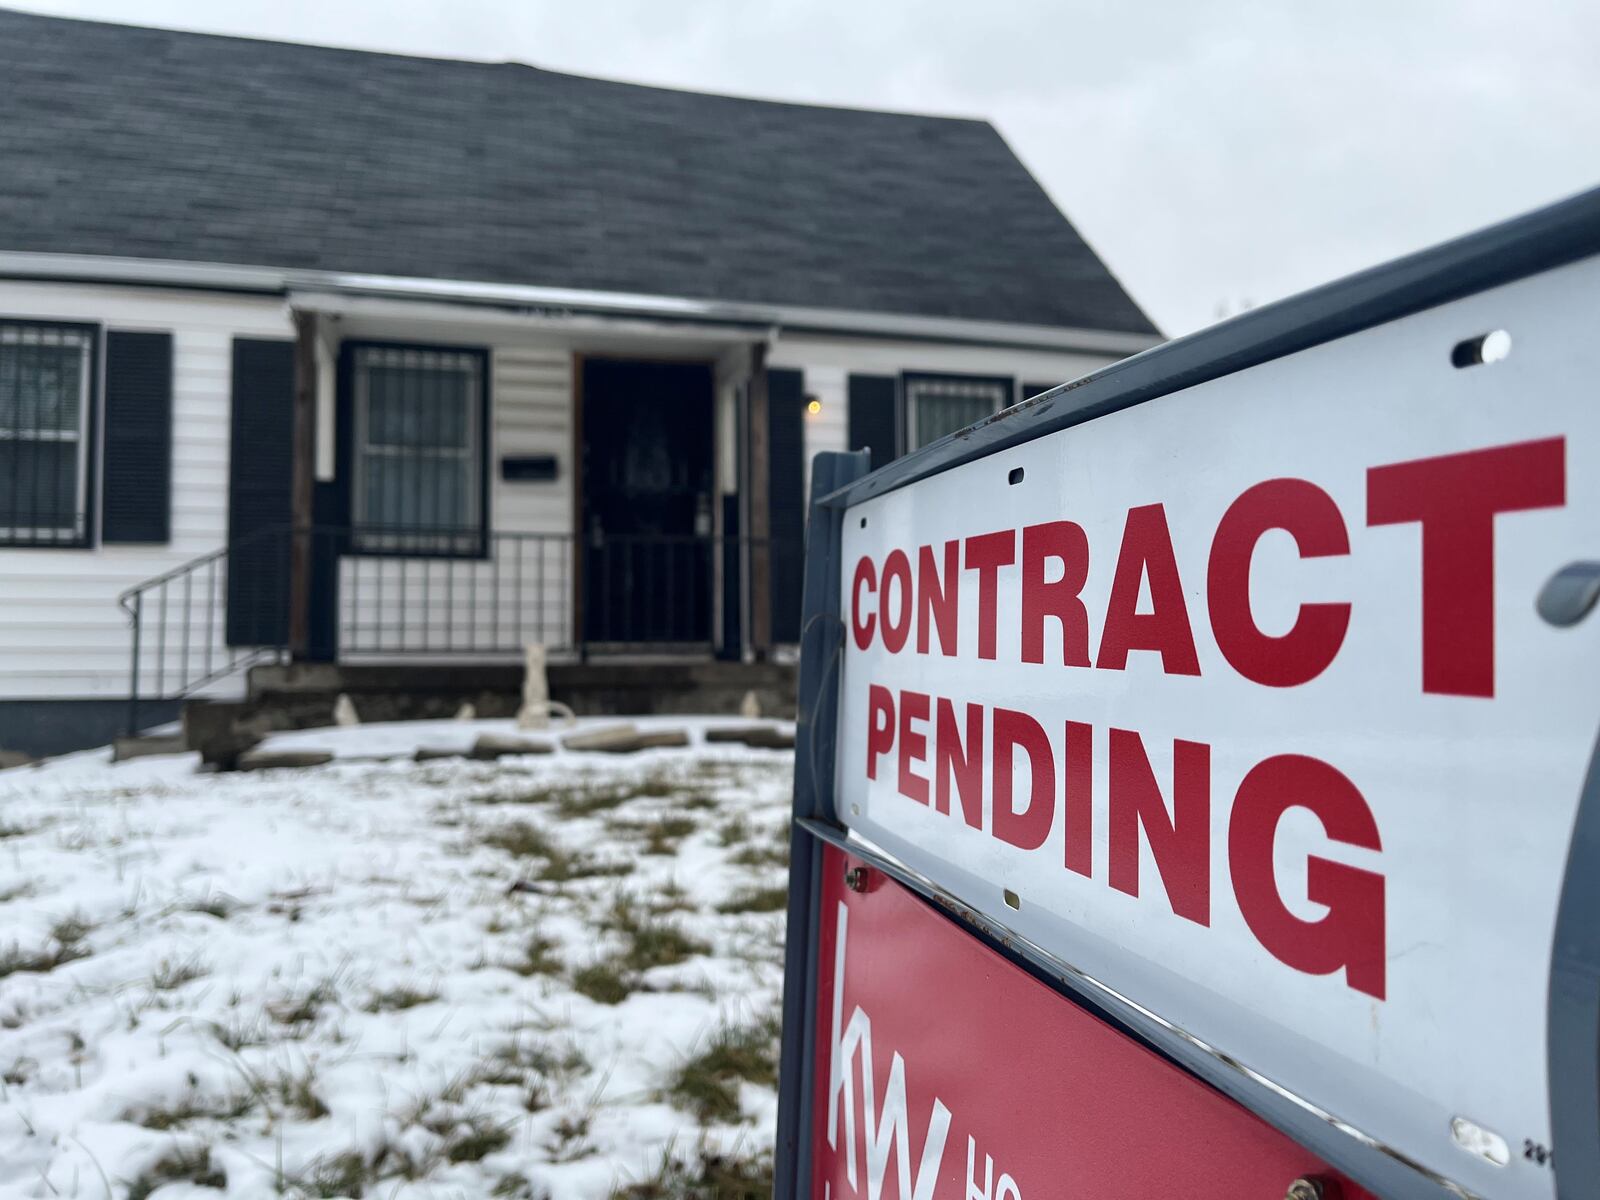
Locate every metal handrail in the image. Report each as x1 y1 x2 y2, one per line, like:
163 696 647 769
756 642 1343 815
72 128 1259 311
120 525 801 736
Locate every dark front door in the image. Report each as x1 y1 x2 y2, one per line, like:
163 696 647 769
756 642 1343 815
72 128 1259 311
581 359 715 645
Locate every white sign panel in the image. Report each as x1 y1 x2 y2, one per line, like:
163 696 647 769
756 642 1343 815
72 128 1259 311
834 254 1600 1200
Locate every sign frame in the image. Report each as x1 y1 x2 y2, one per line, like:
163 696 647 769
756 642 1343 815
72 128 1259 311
775 184 1600 1200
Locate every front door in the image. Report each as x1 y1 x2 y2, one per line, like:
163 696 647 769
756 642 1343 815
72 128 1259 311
581 359 714 645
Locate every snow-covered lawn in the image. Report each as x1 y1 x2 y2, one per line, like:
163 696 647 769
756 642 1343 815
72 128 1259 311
0 719 794 1200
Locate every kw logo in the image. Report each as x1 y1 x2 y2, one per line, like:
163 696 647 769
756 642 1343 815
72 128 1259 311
825 901 952 1200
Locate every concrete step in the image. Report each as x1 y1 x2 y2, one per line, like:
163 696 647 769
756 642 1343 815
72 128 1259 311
112 733 189 763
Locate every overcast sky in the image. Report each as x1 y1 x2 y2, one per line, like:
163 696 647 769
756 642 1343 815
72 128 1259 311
12 0 1598 334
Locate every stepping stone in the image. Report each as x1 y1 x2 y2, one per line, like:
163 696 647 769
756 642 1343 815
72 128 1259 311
470 733 554 760
590 728 691 754
236 749 334 772
414 745 467 762
561 724 640 752
0 750 34 771
704 725 795 749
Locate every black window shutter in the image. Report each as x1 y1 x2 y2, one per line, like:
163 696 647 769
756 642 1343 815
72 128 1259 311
101 331 173 543
767 368 805 644
847 373 898 470
226 338 295 647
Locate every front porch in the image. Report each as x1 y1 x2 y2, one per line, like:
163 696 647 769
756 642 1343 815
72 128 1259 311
121 300 812 734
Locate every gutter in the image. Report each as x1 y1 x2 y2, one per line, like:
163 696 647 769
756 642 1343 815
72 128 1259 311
0 250 1161 357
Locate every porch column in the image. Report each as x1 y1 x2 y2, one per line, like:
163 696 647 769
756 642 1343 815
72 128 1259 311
747 342 773 659
287 309 318 661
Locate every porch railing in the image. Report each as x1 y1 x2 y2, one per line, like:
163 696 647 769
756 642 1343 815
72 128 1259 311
118 526 793 735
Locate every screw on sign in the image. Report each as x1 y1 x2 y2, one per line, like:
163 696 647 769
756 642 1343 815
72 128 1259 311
774 187 1600 1200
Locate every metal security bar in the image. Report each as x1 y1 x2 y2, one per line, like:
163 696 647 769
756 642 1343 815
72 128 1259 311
0 321 95 547
119 527 795 733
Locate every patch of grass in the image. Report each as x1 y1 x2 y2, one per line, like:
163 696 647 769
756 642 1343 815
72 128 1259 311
3 1057 34 1086
125 1084 254 1131
0 880 37 904
493 1173 542 1199
267 978 340 1027
207 1013 271 1051
728 841 789 870
547 1109 595 1162
571 960 633 1005
656 878 695 913
363 984 440 1013
50 913 93 947
716 815 752 847
664 1014 781 1124
623 917 709 973
150 955 208 991
610 814 699 855
482 820 559 859
0 915 91 980
716 886 789 915
293 1150 371 1199
508 934 563 977
0 819 38 839
612 1145 773 1200
442 1114 514 1163
183 894 238 920
482 821 633 883
273 1063 331 1120
126 1145 226 1200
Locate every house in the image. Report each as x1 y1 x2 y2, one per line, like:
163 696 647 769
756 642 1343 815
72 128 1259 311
0 8 1160 755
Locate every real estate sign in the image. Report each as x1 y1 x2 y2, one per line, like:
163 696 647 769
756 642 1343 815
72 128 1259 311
777 188 1600 1200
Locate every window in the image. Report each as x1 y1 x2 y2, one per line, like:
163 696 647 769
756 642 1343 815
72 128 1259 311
0 321 96 547
351 344 487 555
902 372 1012 452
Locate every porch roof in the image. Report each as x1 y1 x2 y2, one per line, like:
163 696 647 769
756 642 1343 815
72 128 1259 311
0 8 1157 339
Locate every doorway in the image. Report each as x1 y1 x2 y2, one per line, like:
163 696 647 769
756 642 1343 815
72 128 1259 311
580 359 715 646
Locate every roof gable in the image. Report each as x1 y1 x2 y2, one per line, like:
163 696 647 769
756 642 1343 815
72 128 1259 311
0 8 1156 335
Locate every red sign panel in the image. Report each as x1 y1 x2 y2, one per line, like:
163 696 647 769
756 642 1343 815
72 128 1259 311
811 844 1374 1199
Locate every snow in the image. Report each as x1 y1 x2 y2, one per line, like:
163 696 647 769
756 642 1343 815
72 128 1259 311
0 719 795 1199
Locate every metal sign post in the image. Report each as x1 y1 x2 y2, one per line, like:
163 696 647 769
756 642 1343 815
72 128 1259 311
777 185 1600 1200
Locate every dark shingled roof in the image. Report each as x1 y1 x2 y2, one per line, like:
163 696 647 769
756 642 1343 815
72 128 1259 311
0 8 1156 335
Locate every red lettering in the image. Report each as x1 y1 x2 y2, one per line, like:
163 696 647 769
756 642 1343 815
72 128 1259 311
897 690 931 805
866 685 894 780
1108 728 1210 925
917 541 961 656
964 531 1016 661
880 549 913 654
1367 437 1565 697
1229 754 1386 999
992 708 1054 850
935 698 984 830
851 557 877 650
1021 521 1091 666
1208 479 1351 687
1063 720 1093 877
1097 504 1201 676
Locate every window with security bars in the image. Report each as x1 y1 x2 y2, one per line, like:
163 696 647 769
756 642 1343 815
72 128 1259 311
351 345 486 555
0 322 95 547
903 373 1013 452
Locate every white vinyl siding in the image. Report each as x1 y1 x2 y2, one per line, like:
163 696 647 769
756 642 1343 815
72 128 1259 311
0 281 292 699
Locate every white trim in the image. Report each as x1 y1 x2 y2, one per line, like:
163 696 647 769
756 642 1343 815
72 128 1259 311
0 251 1161 357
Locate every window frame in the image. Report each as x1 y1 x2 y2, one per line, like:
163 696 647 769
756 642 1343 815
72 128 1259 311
341 340 492 560
0 318 100 550
900 370 1015 455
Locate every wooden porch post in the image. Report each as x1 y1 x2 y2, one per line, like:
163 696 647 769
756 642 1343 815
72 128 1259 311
287 309 317 661
747 342 773 659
